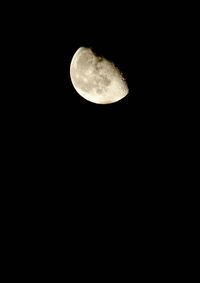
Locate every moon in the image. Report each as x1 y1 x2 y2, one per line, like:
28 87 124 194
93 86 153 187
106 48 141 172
70 47 129 104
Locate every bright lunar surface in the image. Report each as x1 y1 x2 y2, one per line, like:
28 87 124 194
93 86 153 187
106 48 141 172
70 47 129 104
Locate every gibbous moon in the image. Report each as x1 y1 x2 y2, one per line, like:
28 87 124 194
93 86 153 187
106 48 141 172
70 47 129 104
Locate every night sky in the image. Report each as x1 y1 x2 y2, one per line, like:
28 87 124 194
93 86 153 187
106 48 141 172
3 3 186 268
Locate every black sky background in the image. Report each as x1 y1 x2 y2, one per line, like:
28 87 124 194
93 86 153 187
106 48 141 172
2 3 192 273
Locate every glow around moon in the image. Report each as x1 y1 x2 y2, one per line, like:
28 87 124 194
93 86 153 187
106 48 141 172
70 47 129 104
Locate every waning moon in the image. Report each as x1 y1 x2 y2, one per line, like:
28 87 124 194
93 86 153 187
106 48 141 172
70 47 129 104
